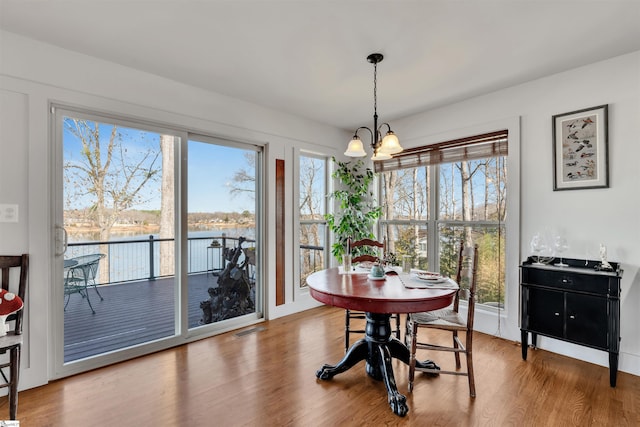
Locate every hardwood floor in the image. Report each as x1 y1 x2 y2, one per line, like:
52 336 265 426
4 306 639 426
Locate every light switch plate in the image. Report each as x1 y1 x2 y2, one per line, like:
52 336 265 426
0 204 19 222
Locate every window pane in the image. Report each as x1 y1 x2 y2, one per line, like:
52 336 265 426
381 168 429 221
300 222 326 286
439 157 506 221
63 116 177 362
381 223 429 271
187 140 259 326
438 224 505 307
299 155 327 286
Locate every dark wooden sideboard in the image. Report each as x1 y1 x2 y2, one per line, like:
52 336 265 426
520 257 622 387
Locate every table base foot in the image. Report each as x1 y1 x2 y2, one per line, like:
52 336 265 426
316 338 368 380
316 313 421 417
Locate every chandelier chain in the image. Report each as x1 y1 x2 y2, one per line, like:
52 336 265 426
373 62 378 116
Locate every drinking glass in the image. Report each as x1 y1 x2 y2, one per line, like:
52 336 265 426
530 233 546 265
554 236 569 267
342 254 352 272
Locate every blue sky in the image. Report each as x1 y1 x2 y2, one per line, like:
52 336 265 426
63 119 256 213
187 140 256 213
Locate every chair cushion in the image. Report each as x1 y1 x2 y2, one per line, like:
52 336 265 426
410 308 466 329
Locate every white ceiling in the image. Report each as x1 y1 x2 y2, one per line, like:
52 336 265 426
2 1 640 130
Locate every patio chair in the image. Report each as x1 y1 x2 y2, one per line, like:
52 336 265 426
0 254 28 420
405 241 479 396
344 237 400 352
64 253 106 314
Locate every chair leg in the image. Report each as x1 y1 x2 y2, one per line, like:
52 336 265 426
344 310 350 353
404 314 411 346
453 331 461 369
467 348 476 397
9 345 20 420
83 284 96 314
91 282 104 301
408 321 418 392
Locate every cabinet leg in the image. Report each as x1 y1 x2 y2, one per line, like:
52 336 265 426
609 352 618 387
521 330 528 360
531 332 538 348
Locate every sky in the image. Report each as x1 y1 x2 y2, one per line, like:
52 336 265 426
63 118 256 214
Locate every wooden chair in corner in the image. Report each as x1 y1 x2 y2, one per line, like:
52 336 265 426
344 237 401 352
0 254 29 420
405 240 479 397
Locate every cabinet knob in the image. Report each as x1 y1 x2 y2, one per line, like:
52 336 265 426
554 312 560 316
569 315 576 319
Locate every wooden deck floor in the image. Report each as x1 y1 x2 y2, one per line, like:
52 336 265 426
63 272 236 362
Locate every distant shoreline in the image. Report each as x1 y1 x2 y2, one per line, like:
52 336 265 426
66 222 253 234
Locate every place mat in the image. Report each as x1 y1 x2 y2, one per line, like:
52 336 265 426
338 266 403 275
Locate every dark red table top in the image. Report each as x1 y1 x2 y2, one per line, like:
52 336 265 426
306 268 457 314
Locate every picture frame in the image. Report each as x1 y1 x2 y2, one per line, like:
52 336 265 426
553 104 608 191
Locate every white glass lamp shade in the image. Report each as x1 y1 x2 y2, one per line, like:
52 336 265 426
378 131 402 155
344 136 367 157
371 150 392 161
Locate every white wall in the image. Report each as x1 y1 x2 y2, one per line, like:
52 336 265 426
0 30 338 390
392 50 640 377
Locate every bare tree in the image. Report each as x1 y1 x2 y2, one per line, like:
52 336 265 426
159 135 174 276
299 157 323 277
64 119 160 280
228 152 256 199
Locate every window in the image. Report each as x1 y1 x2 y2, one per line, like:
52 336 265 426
298 154 328 286
379 131 507 307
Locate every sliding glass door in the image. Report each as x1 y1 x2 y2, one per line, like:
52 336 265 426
53 106 262 377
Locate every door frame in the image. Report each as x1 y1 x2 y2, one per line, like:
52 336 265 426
50 104 265 379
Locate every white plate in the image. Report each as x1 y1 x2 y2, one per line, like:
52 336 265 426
417 277 447 284
368 274 386 281
415 272 442 280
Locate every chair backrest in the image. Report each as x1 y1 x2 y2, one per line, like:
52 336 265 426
452 240 465 311
456 243 479 330
68 254 105 282
0 254 29 335
348 237 386 264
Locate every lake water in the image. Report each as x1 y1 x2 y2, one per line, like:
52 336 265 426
66 227 256 283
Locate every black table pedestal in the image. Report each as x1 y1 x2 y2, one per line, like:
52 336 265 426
316 312 439 417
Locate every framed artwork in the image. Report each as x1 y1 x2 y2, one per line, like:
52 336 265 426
553 104 609 190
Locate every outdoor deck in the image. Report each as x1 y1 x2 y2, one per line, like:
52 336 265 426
63 272 231 362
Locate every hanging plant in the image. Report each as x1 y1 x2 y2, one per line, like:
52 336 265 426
325 157 382 261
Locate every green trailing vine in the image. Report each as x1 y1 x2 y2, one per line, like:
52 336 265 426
325 157 382 261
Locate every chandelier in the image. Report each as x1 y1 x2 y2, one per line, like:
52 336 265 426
344 53 403 161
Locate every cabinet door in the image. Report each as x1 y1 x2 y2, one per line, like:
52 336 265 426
566 293 608 349
527 288 564 338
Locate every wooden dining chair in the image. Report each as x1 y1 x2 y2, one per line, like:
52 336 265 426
344 237 400 352
405 241 479 397
0 254 29 420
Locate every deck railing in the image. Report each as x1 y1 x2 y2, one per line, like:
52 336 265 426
67 235 254 285
67 235 324 286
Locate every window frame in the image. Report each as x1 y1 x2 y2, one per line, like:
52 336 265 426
294 150 330 294
378 133 508 311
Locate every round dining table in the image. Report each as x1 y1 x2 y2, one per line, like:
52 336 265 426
307 267 458 417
